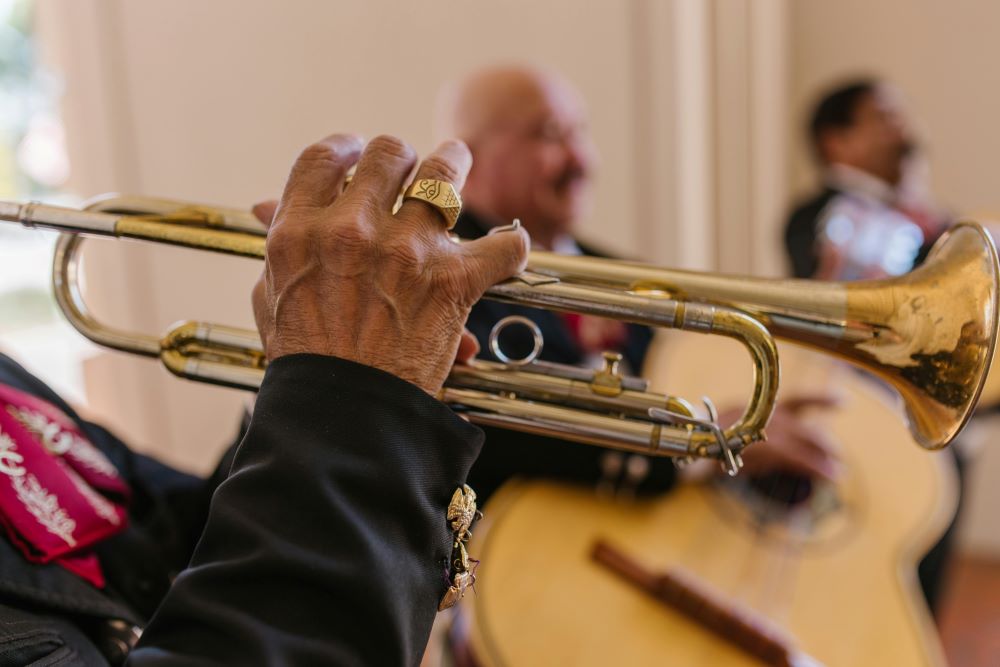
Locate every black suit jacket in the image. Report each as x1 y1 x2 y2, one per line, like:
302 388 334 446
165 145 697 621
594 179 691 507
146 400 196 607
454 211 677 500
0 353 483 665
784 188 839 279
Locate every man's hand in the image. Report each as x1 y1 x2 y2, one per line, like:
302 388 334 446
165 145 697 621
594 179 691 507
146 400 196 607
249 133 528 394
722 394 843 481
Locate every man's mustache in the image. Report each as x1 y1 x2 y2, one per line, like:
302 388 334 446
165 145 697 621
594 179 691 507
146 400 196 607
555 166 588 190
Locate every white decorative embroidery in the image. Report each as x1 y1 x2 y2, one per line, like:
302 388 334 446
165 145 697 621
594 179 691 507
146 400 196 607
7 406 117 477
7 406 65 453
0 428 25 477
64 464 120 526
66 438 118 478
11 473 76 547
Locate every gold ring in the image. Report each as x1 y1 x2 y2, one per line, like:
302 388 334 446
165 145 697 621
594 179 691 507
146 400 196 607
402 179 463 229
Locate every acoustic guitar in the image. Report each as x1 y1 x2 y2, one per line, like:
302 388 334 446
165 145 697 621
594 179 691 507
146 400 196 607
459 334 957 667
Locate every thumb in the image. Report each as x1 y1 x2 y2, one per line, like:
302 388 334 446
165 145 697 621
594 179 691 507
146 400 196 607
457 226 530 298
454 329 481 365
251 199 280 230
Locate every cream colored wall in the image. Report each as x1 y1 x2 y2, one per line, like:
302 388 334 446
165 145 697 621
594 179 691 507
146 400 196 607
29 0 790 474
789 0 1000 212
30 0 997 555
38 0 764 474
34 0 997 557
789 0 1000 555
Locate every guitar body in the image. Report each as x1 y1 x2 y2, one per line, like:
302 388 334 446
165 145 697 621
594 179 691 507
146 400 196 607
462 334 957 667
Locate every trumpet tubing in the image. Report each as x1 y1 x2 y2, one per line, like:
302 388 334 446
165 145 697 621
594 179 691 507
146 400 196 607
2 195 997 472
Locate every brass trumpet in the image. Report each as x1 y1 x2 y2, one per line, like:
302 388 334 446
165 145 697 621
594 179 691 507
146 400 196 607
1 195 996 475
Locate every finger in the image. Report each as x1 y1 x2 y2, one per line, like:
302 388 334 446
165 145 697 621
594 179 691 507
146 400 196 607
455 329 481 365
251 200 279 230
784 436 842 480
744 437 840 481
346 134 419 212
457 226 530 298
395 139 472 233
786 418 842 457
778 393 843 414
280 133 364 211
775 419 842 479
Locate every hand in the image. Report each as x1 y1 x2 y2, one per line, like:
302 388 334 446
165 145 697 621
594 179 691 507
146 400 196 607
251 210 483 369
721 394 843 481
249 134 529 394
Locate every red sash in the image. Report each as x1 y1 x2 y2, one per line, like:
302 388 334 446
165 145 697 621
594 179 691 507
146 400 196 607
0 384 129 587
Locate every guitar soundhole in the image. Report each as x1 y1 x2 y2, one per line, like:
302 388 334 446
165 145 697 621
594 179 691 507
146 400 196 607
711 464 859 550
746 473 814 508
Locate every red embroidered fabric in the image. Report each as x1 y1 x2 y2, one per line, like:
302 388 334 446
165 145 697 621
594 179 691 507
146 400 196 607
0 384 129 587
560 313 628 357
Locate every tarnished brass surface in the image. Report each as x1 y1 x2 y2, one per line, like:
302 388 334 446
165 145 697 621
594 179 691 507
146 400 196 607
1 195 995 464
526 222 998 449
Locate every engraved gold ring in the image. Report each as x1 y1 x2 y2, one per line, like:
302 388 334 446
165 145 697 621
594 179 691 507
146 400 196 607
402 179 463 230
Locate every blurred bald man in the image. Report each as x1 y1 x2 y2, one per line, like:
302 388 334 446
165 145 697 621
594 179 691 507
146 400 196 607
440 66 664 500
446 65 597 251
444 65 649 371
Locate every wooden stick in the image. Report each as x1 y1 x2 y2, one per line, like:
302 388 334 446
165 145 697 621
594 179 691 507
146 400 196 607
591 539 817 667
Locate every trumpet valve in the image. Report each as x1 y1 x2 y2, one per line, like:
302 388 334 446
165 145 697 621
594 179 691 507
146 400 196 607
591 351 625 397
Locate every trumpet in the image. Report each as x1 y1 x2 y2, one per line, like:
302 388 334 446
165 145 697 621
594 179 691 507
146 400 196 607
1 195 997 476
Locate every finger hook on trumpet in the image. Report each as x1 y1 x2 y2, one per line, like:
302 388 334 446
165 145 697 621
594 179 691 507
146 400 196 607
489 316 544 366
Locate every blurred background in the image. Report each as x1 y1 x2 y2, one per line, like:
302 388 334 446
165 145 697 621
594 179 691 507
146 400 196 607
0 1 997 663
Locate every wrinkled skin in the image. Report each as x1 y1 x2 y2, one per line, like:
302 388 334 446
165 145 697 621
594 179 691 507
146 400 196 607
249 133 528 394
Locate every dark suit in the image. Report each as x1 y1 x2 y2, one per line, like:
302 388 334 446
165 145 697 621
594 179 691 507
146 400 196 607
0 352 483 665
454 210 677 501
784 188 839 279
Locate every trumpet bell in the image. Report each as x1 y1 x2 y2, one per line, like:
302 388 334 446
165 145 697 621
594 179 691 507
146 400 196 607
842 222 999 449
525 220 999 450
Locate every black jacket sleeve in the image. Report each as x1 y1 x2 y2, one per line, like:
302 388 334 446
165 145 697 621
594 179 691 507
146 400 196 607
784 190 837 279
127 354 484 666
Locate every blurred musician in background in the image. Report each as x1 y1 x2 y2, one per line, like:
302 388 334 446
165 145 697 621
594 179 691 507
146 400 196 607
785 79 949 282
784 78 959 613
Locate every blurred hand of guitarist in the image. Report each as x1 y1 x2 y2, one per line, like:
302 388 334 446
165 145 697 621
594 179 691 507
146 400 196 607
725 394 844 481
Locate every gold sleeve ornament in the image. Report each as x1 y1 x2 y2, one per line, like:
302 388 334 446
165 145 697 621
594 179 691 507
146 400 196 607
440 485 482 610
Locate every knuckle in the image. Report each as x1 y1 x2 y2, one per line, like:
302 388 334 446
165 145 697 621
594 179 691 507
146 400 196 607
440 138 471 160
430 256 473 305
296 141 349 172
384 238 427 275
419 154 461 184
365 134 417 164
330 216 376 252
265 225 298 259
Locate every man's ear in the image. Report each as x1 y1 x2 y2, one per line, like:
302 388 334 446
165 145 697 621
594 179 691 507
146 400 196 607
816 128 845 165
